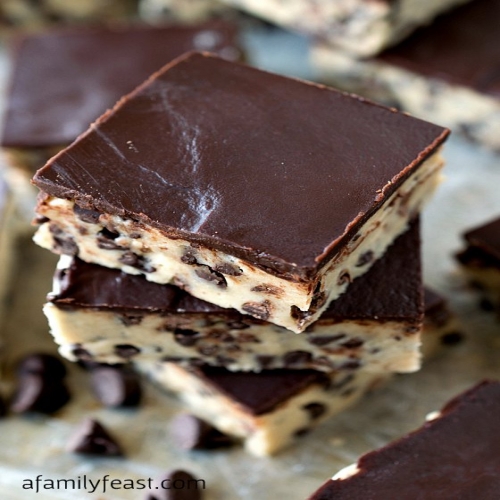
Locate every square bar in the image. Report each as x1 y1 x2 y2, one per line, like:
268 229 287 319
45 221 423 373
312 0 500 151
308 380 500 499
33 52 448 332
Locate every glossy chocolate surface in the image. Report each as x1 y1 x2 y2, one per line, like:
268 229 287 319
193 365 329 415
33 53 447 276
50 220 422 322
457 217 500 268
309 380 500 500
2 22 240 148
379 0 500 97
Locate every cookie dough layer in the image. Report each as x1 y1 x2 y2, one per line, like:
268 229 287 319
137 362 386 456
34 151 441 333
219 0 470 57
312 0 500 151
0 0 136 28
140 0 229 22
44 221 424 373
308 381 500 499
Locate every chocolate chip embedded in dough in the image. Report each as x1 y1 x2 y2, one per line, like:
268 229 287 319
356 250 374 267
303 402 327 420
90 366 142 408
73 203 101 224
283 350 313 368
114 344 141 359
119 251 156 273
194 266 227 288
242 300 271 321
67 418 123 456
307 334 346 346
170 414 233 450
214 263 243 276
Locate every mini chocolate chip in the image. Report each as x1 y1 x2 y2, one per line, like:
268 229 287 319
283 351 313 367
119 252 156 273
195 267 227 288
440 331 465 346
53 235 78 255
310 291 327 310
198 345 219 356
33 215 50 225
71 345 94 361
405 325 421 334
10 374 70 414
129 232 142 239
308 334 346 346
181 250 198 265
90 366 142 407
97 228 122 249
256 355 275 369
337 271 351 286
174 329 200 347
67 418 123 456
242 300 271 321
207 331 234 342
341 387 356 398
17 353 67 380
251 284 282 296
119 314 143 326
290 305 311 322
73 204 101 224
236 333 261 343
144 470 203 500
356 250 374 267
170 414 233 450
227 321 250 330
341 338 364 349
330 374 355 390
214 263 243 276
114 344 141 359
341 360 361 370
294 428 310 438
303 402 327 420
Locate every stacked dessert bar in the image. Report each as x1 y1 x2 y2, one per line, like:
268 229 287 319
31 52 449 454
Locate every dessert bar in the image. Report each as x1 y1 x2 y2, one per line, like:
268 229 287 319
456 216 500 312
312 0 500 150
137 361 386 456
140 0 229 22
33 52 448 332
219 0 471 56
308 380 500 499
45 221 424 373
1 21 241 174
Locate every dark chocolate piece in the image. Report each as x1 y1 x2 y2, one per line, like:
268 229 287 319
33 52 448 277
423 287 452 328
16 353 67 380
144 470 203 500
170 413 233 450
308 380 500 500
49 219 423 322
379 0 500 97
10 374 70 414
191 366 330 415
67 418 123 456
2 22 241 148
90 365 142 407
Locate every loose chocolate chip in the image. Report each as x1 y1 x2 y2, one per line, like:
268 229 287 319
67 418 123 456
303 402 327 420
73 204 101 224
214 263 243 276
256 355 275 369
10 374 70 414
144 470 203 500
114 344 141 359
341 338 364 349
356 250 374 267
308 334 346 346
119 251 156 273
283 351 313 368
17 353 67 380
90 366 142 408
170 414 233 451
440 331 465 346
194 267 227 288
119 313 143 326
242 300 271 321
174 329 200 347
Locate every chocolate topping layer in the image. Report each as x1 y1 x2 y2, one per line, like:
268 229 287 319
379 0 500 97
33 52 447 276
192 365 330 415
309 380 500 500
50 219 422 322
2 22 240 148
457 217 500 269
